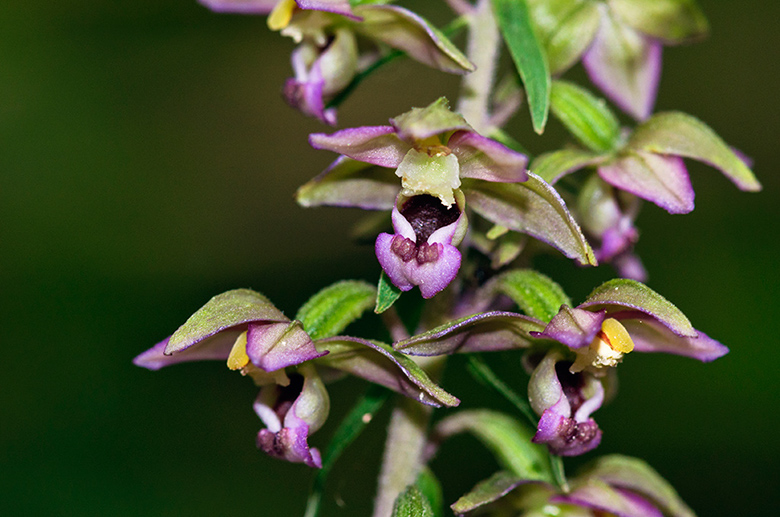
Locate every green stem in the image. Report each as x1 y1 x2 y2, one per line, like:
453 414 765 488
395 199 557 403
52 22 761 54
456 0 501 133
372 357 444 517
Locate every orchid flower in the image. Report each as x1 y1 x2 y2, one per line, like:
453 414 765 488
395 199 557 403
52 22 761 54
451 455 696 517
302 97 530 297
134 287 458 467
198 0 474 124
394 276 727 455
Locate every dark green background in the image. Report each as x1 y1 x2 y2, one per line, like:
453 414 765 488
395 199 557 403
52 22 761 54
2 1 777 515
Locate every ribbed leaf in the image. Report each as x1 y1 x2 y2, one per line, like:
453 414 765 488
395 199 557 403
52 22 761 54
392 485 434 517
296 280 376 340
626 111 761 192
550 80 621 152
416 468 444 517
435 410 554 482
492 0 551 133
463 173 597 266
491 269 571 322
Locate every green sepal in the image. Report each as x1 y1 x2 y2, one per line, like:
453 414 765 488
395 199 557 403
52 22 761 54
626 112 761 192
394 312 545 356
376 271 403 314
167 289 287 354
391 485 434 517
296 280 376 340
435 410 554 483
610 0 708 44
354 6 475 75
583 278 695 337
579 455 696 517
530 148 605 184
490 269 571 322
296 157 399 210
316 338 460 407
450 470 525 516
390 97 469 142
492 0 551 134
303 385 389 517
463 173 597 266
415 468 444 517
550 80 621 153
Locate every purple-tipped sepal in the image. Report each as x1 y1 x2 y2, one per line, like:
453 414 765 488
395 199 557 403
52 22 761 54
376 191 468 299
254 364 329 468
528 351 604 456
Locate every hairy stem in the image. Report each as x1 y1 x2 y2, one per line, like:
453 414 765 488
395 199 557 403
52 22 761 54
372 357 444 517
457 0 501 134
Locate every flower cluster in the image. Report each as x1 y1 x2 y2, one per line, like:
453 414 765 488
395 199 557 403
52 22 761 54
134 0 761 515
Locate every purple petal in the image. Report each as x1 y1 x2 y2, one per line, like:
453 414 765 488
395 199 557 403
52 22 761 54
553 483 663 517
376 233 462 299
533 307 605 350
253 369 328 468
309 126 409 167
621 318 728 362
295 0 355 18
197 0 280 14
583 7 661 120
598 151 694 214
448 131 529 183
133 335 236 371
283 69 335 126
534 405 602 457
613 252 648 282
246 321 326 372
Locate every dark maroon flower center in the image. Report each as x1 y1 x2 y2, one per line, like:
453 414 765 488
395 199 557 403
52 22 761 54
400 195 459 243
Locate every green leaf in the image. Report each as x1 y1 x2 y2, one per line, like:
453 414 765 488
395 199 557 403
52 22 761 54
610 0 708 44
450 470 523 515
296 280 376 340
530 148 605 184
463 173 597 266
304 385 389 517
492 0 551 134
627 112 761 192
580 455 696 517
582 278 695 337
415 468 444 517
550 80 621 152
392 485 434 517
167 289 287 354
435 410 554 483
376 271 403 314
490 269 571 322
466 355 537 426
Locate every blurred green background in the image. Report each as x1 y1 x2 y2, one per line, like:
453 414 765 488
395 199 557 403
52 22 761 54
2 1 778 515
